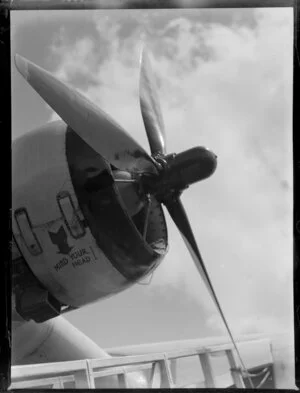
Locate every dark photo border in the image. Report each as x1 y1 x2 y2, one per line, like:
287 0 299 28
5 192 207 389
1 0 298 391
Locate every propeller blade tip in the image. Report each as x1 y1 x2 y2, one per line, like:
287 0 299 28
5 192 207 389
15 54 29 80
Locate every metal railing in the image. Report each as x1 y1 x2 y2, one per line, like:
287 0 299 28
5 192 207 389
10 338 274 389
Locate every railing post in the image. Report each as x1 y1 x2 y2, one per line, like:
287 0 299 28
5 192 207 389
52 377 64 388
169 359 177 385
149 362 161 388
86 360 96 389
159 355 174 388
117 369 128 388
74 361 95 389
226 349 245 388
199 352 215 388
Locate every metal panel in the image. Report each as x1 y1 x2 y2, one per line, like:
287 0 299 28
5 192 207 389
14 208 42 256
57 191 85 239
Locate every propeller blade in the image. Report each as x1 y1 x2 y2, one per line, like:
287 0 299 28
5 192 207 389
139 48 166 156
164 196 237 345
15 54 157 174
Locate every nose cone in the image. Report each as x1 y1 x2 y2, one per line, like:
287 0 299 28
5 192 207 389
203 147 218 176
194 146 217 179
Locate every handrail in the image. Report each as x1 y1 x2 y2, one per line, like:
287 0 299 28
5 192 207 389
10 338 274 389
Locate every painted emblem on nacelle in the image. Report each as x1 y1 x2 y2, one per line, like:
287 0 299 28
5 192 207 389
48 226 73 255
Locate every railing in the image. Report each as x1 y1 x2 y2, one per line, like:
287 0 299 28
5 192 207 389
10 338 274 389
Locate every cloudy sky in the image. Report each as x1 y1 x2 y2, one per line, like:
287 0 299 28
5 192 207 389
11 8 293 349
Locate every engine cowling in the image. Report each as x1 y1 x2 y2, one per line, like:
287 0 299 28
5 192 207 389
12 120 168 322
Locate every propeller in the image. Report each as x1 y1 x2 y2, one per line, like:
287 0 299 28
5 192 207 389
139 48 166 156
163 196 239 348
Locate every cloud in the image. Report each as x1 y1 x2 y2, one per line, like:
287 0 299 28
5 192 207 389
47 9 293 336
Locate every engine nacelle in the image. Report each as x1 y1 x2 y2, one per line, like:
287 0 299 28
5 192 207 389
12 121 168 322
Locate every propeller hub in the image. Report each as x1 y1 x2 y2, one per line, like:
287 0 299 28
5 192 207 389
141 147 217 200
164 146 217 183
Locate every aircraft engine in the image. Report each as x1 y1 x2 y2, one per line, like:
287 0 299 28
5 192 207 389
12 48 261 384
12 120 168 323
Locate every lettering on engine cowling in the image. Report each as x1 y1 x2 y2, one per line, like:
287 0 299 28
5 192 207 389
54 247 96 271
